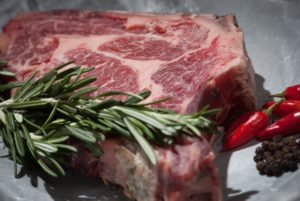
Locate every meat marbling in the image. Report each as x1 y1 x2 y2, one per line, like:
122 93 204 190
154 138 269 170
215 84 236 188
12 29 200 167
0 10 257 201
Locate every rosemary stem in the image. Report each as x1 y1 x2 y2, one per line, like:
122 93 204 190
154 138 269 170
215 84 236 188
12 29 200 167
0 99 13 108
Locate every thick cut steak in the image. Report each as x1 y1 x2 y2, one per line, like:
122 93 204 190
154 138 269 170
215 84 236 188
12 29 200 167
0 10 257 201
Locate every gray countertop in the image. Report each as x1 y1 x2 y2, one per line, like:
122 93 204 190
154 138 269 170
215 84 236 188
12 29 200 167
0 0 300 201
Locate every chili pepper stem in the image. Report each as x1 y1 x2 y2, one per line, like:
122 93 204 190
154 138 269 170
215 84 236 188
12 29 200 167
270 92 285 98
264 99 284 116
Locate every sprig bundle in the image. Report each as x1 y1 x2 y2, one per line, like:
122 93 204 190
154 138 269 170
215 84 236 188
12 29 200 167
0 61 219 177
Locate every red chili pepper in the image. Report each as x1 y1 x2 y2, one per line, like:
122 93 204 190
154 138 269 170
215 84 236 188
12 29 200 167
263 100 300 116
223 100 283 150
225 111 255 139
258 111 300 140
223 111 270 150
272 84 300 100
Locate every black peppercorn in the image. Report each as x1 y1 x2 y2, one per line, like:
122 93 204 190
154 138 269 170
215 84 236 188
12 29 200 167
255 147 264 155
266 156 274 163
272 162 283 176
262 141 270 150
287 137 297 146
273 135 283 142
265 165 273 176
281 159 290 170
263 151 272 158
293 149 300 159
256 161 265 171
286 153 294 160
254 155 263 162
269 142 279 152
278 141 285 148
287 161 298 172
282 139 288 146
282 146 290 154
293 149 300 154
274 150 283 159
290 145 298 152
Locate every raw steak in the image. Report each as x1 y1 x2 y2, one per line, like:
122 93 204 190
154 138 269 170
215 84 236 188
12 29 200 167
0 10 257 201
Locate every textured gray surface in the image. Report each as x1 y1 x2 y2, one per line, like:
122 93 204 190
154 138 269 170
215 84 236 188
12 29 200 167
0 0 300 201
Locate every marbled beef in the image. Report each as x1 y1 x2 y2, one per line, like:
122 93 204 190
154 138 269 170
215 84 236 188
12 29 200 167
0 10 257 201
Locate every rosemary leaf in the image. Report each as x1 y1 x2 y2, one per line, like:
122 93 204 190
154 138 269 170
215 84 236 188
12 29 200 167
7 100 48 109
87 99 121 110
138 97 172 106
97 90 144 100
185 123 201 136
61 75 75 91
198 107 222 117
68 86 98 101
0 109 6 124
54 60 74 70
65 125 96 144
116 106 167 131
37 150 47 157
72 68 84 84
80 119 111 132
23 117 47 136
98 119 131 137
48 157 66 176
57 66 81 79
46 136 69 144
124 117 156 165
43 75 57 93
29 132 43 140
49 82 64 97
5 111 15 131
72 67 95 83
21 83 45 101
45 118 66 129
10 136 17 176
59 104 77 115
37 70 57 84
40 129 58 141
56 108 73 118
77 107 98 117
65 77 97 92
13 112 23 123
42 101 59 127
81 67 95 73
14 129 25 157
0 82 25 91
34 141 58 153
37 159 57 177
124 90 151 105
21 124 35 154
0 71 15 77
14 71 37 102
55 144 77 152
128 117 155 140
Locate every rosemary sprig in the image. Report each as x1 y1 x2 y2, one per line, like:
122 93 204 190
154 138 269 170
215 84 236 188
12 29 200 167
0 61 219 177
0 60 15 101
